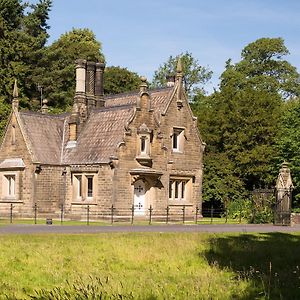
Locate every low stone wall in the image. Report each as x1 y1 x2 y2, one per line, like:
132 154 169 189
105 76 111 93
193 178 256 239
291 213 300 225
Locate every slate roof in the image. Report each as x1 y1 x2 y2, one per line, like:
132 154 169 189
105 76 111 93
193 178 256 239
105 87 173 116
17 87 171 165
63 105 134 164
19 112 65 164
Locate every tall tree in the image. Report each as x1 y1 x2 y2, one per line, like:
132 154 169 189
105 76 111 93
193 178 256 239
195 37 299 205
32 28 104 109
104 66 141 95
221 38 300 99
276 98 300 205
152 52 212 97
0 0 52 135
0 0 51 102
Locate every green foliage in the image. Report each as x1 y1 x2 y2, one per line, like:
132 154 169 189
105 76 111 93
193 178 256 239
0 96 11 138
152 51 212 97
227 198 252 220
193 37 299 207
32 28 104 109
104 66 141 95
202 153 246 204
0 0 52 106
221 38 300 99
227 198 274 224
275 98 300 206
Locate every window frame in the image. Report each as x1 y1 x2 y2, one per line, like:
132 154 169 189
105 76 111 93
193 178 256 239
1 172 17 199
72 173 96 201
172 128 184 153
168 178 190 202
87 175 94 199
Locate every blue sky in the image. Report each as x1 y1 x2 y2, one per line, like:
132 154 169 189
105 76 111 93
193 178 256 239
47 0 300 93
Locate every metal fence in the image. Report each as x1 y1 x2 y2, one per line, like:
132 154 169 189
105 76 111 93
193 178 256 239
0 203 241 226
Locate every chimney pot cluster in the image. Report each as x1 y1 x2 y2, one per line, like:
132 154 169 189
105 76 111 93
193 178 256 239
69 59 105 142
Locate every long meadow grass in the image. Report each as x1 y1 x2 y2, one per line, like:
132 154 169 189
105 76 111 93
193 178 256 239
0 232 299 299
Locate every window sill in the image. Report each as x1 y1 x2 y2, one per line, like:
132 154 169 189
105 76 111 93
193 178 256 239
136 156 152 167
168 201 193 206
172 150 183 154
0 199 23 204
71 201 97 206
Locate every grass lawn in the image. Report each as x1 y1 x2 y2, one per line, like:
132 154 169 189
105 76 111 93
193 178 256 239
0 216 245 226
0 232 299 299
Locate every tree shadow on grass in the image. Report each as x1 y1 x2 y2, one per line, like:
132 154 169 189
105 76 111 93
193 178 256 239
204 232 300 299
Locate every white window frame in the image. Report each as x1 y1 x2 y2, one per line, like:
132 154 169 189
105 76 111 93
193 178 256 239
74 175 82 200
1 172 17 199
172 128 184 153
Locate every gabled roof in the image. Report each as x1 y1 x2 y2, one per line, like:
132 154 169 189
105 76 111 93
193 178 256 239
19 112 65 164
12 87 173 165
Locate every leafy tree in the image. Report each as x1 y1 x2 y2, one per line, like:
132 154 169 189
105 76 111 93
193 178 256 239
0 0 51 101
202 152 247 206
152 51 212 97
104 66 141 95
32 28 104 109
0 0 52 137
276 98 300 206
221 38 300 99
194 37 299 207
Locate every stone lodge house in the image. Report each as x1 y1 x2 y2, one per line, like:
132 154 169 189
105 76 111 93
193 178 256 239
0 59 205 219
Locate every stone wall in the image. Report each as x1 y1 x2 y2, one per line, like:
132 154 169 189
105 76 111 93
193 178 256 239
0 112 35 217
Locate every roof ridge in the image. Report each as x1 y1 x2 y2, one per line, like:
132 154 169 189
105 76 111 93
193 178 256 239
104 87 172 100
19 111 69 119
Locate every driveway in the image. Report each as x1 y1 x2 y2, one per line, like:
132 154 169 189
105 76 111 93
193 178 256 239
1 224 300 234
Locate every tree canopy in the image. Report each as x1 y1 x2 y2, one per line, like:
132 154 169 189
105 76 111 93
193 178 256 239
194 37 299 205
0 0 51 103
152 51 212 97
32 28 104 109
104 66 141 95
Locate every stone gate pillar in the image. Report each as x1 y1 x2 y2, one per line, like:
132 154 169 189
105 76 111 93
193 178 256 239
275 162 293 225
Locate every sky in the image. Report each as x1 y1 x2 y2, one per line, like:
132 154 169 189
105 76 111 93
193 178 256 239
46 0 300 94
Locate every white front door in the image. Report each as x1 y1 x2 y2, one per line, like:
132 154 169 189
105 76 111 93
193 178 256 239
134 180 145 216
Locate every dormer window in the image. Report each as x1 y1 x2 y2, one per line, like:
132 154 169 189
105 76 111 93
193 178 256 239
141 136 147 154
172 128 184 152
136 123 152 167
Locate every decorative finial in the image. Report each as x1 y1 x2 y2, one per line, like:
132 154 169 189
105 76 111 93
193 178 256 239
176 57 183 108
176 57 183 76
12 79 19 110
140 76 148 93
41 98 48 114
13 79 19 98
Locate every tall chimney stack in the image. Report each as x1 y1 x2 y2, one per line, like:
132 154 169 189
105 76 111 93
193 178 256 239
86 61 96 114
95 62 105 108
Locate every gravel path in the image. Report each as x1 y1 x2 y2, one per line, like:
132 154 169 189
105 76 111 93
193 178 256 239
1 223 300 234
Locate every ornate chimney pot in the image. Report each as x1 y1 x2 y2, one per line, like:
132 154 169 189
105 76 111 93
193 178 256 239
75 59 86 94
